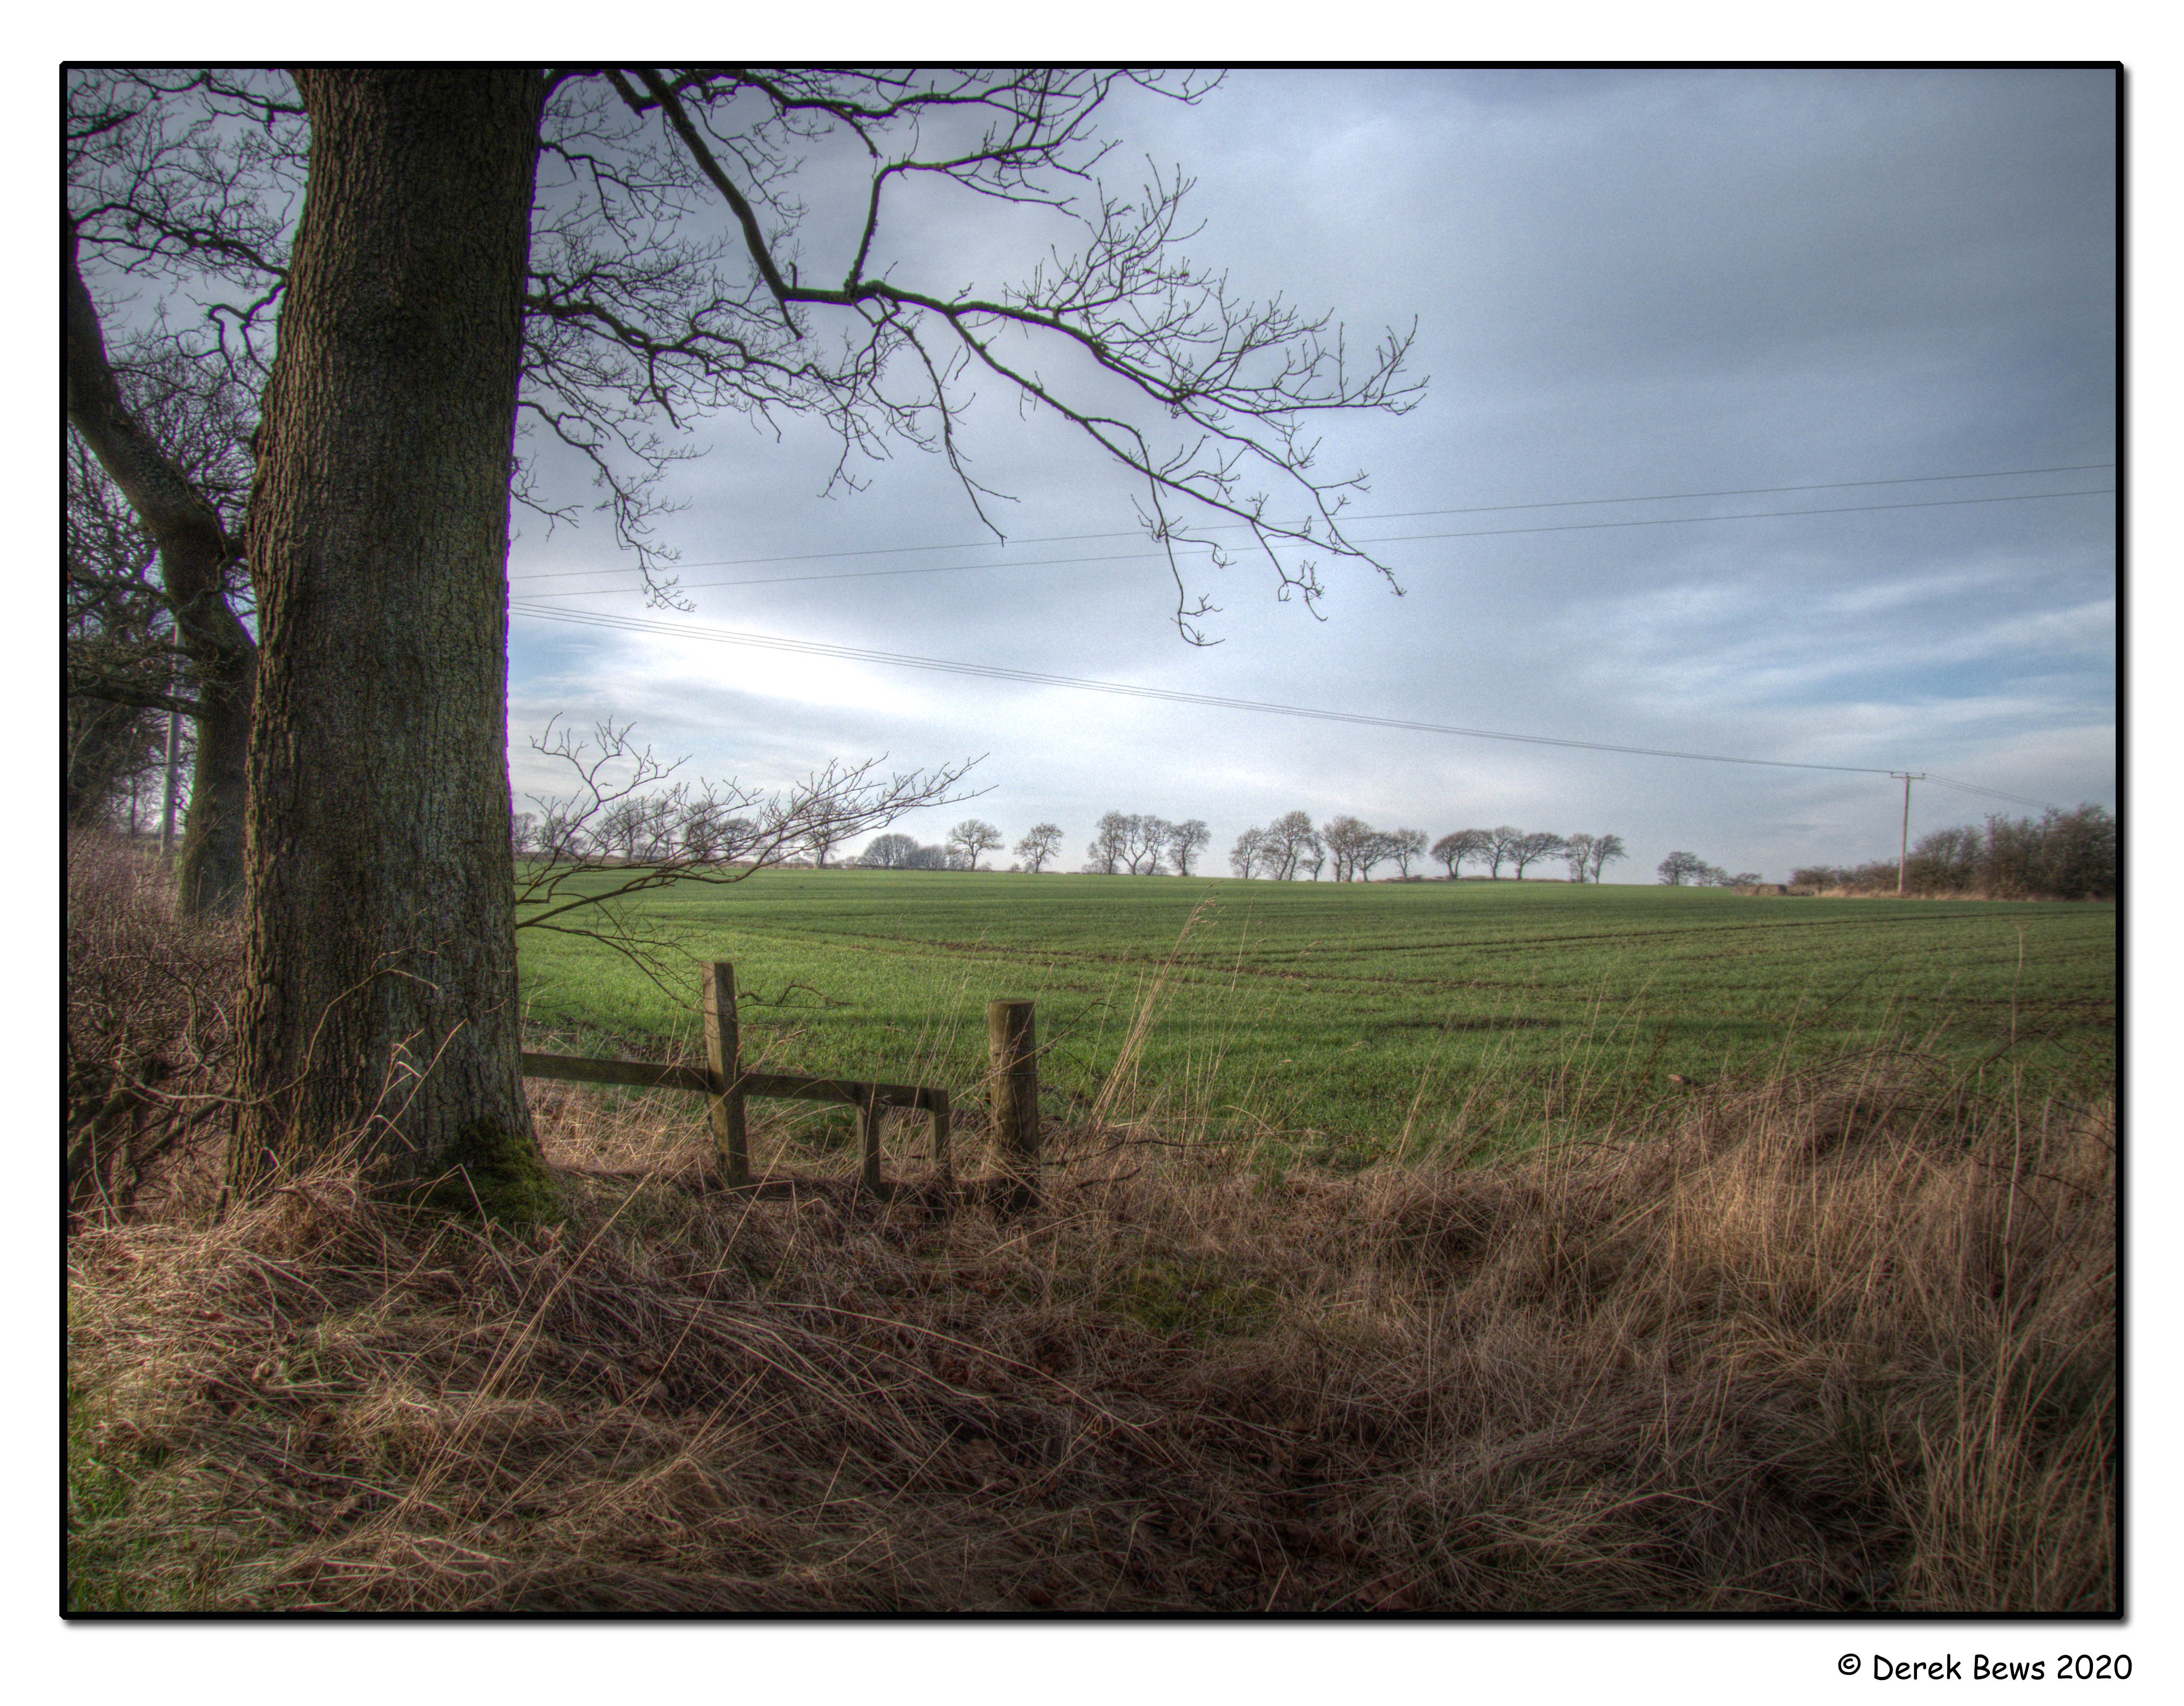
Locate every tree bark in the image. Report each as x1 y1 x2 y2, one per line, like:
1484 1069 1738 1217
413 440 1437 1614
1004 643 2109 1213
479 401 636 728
65 218 256 916
233 69 549 1202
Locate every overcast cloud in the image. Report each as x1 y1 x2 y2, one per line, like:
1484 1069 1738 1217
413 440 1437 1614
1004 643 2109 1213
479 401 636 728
504 67 2116 881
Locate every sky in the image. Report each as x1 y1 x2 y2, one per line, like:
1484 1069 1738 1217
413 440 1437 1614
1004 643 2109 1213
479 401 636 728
503 67 2117 882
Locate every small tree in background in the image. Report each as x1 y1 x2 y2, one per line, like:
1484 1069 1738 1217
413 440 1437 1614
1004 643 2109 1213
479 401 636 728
1125 814 1173 875
1657 851 1708 886
1264 811 1321 881
1386 828 1428 878
1509 831 1568 879
1168 819 1212 877
1322 814 1375 881
859 833 921 869
1086 811 1132 876
1580 833 1628 884
947 818 1004 870
1014 823 1064 873
1432 828 1492 878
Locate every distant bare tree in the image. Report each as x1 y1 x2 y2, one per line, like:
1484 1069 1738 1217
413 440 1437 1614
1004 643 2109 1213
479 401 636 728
1657 850 1708 886
1485 826 1523 879
1386 827 1428 878
1230 825 1267 879
1264 810 1322 881
1125 814 1173 875
1509 831 1569 879
1322 814 1374 881
1167 818 1211 877
1356 833 1393 880
1087 810 1133 876
859 832 920 869
1014 822 1064 873
1431 828 1492 879
515 719 976 985
1581 833 1628 883
948 818 1005 870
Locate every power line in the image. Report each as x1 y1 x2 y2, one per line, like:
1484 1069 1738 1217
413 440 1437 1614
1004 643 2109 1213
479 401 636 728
510 600 1907 778
507 460 2115 584
515 486 2114 602
1922 774 2067 812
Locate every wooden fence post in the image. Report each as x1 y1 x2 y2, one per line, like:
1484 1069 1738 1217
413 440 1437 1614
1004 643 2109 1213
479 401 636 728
857 1089 884 1196
704 961 749 1185
929 1087 952 1183
987 998 1039 1205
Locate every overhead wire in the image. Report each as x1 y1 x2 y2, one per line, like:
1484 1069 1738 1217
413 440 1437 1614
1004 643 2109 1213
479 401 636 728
512 600 1917 778
1921 774 2067 812
514 485 2116 600
506 460 2116 585
508 455 2104 812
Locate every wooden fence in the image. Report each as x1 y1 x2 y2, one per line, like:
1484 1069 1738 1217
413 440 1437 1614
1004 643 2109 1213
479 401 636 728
520 961 1039 1199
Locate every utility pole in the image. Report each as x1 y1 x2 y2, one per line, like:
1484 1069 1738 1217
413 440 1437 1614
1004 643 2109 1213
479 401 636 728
158 708 181 861
1890 772 1926 897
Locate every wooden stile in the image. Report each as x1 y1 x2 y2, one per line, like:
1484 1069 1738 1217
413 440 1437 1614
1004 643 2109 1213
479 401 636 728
520 959 962 1195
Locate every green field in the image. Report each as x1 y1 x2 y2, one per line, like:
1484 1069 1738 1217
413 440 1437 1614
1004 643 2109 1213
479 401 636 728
515 871 2115 1159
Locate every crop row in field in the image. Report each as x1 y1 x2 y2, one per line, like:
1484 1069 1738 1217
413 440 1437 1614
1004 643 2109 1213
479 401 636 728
514 870 2115 1160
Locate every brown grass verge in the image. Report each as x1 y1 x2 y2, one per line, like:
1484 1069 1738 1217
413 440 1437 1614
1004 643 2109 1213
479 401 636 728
67 1042 2113 1613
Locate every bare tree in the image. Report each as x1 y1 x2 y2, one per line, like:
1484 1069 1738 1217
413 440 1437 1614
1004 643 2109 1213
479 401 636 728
1230 826 1267 879
1657 850 1709 886
1087 810 1133 876
1263 810 1322 881
512 720 974 985
78 68 1419 1192
1485 826 1523 880
1124 814 1173 875
1359 830 1407 881
1013 822 1064 873
1509 831 1569 880
1167 818 1211 878
1385 827 1428 878
1564 831 1629 883
804 822 856 867
1563 832 1597 883
1431 828 1491 879
1321 814 1372 882
948 818 1005 870
64 257 260 916
859 832 921 869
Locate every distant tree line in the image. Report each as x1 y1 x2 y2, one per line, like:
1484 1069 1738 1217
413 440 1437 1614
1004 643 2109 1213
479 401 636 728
1232 819 1629 883
1083 812 1213 876
846 815 1646 883
1789 805 2115 901
1655 851 1764 887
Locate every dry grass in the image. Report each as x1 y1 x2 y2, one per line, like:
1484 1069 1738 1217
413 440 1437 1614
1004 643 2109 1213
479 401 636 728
67 1038 2114 1612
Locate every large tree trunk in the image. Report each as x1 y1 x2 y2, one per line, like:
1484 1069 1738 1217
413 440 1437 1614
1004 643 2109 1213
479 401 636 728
233 69 549 1208
65 218 257 917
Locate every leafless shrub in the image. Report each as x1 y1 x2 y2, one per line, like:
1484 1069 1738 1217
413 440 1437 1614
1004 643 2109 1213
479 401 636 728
66 833 243 1220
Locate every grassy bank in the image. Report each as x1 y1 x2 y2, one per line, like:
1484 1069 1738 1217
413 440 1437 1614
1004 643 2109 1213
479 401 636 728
68 1040 2112 1612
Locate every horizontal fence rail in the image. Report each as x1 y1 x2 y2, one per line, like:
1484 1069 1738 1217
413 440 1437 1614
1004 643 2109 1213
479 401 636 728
519 960 991 1196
